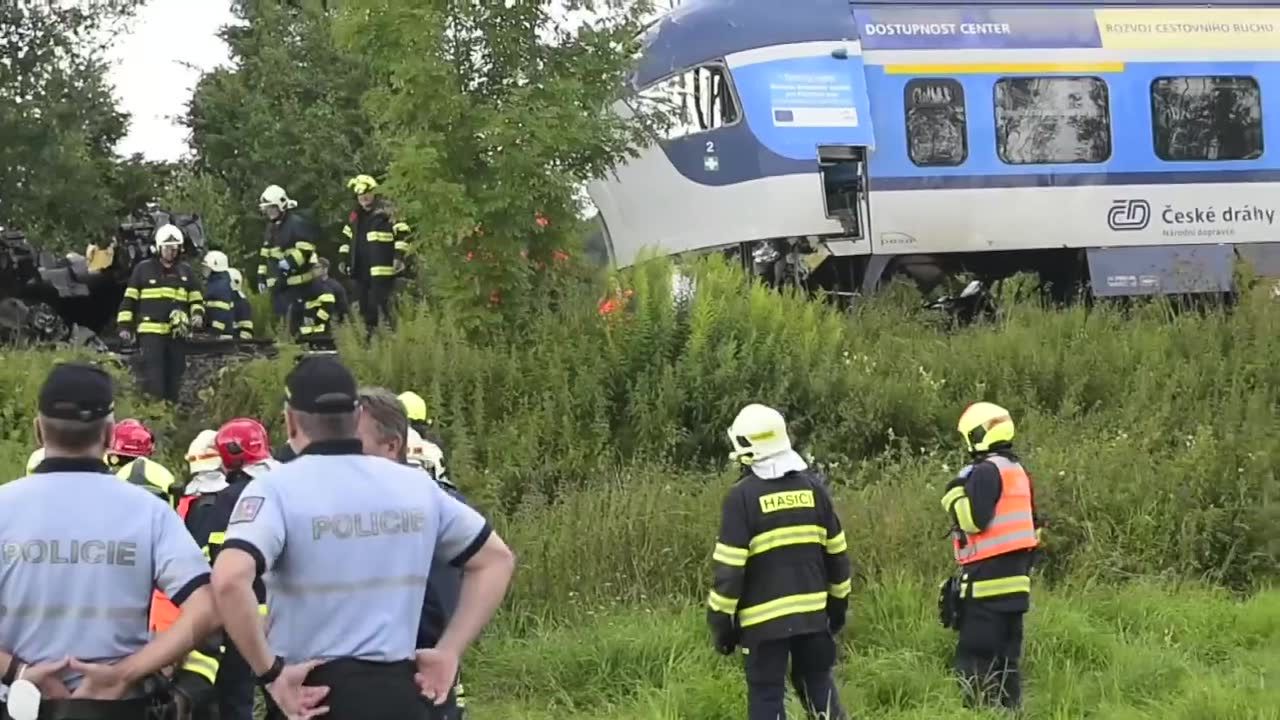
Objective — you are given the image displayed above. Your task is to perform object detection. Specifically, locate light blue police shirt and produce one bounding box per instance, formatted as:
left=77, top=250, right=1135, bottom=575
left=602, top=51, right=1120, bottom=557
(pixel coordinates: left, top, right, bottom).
left=222, top=441, right=490, bottom=664
left=0, top=462, right=211, bottom=691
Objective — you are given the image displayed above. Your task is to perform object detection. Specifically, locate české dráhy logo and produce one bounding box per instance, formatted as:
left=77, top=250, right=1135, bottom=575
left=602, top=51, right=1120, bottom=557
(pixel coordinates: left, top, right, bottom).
left=1108, top=199, right=1151, bottom=231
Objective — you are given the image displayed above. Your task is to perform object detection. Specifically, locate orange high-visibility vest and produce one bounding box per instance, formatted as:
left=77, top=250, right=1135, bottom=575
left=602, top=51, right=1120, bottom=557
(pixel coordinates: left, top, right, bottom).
left=952, top=455, right=1038, bottom=565
left=149, top=495, right=198, bottom=634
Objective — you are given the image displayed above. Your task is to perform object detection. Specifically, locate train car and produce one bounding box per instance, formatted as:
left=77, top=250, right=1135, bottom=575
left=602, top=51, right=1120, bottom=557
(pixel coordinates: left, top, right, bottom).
left=586, top=0, right=1280, bottom=300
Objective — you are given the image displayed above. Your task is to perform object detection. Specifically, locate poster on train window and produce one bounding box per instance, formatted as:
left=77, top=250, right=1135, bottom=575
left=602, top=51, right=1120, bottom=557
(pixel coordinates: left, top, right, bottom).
left=768, top=69, right=859, bottom=128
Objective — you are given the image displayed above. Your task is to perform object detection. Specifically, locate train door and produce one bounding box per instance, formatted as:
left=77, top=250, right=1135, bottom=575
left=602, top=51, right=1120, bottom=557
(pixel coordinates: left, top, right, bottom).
left=818, top=144, right=869, bottom=242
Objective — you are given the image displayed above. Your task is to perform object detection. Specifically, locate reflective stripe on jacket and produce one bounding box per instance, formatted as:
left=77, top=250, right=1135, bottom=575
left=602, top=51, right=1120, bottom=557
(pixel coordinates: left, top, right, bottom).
left=948, top=455, right=1038, bottom=565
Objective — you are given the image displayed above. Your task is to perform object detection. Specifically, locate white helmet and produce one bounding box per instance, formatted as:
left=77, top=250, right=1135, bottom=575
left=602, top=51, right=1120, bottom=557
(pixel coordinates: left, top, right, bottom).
left=228, top=267, right=245, bottom=294
left=202, top=250, right=229, bottom=273
left=26, top=447, right=44, bottom=474
left=259, top=184, right=297, bottom=212
left=154, top=224, right=185, bottom=250
left=185, top=429, right=221, bottom=474
left=727, top=403, right=791, bottom=464
left=405, top=427, right=445, bottom=474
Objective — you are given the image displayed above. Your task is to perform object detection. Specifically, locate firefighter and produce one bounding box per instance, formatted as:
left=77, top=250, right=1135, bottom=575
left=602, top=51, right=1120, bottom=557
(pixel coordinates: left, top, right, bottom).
left=399, top=390, right=451, bottom=485
left=227, top=267, right=256, bottom=340
left=201, top=250, right=243, bottom=340
left=116, top=223, right=206, bottom=403
left=338, top=174, right=412, bottom=335
left=940, top=402, right=1043, bottom=711
left=179, top=418, right=276, bottom=720
left=256, top=184, right=320, bottom=335
left=707, top=403, right=851, bottom=720
left=315, top=256, right=350, bottom=324
left=107, top=418, right=178, bottom=505
left=298, top=259, right=340, bottom=342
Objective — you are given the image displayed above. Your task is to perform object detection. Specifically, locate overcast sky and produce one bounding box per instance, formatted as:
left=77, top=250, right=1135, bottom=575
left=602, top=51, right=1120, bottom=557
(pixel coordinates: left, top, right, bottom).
left=106, top=0, right=236, bottom=161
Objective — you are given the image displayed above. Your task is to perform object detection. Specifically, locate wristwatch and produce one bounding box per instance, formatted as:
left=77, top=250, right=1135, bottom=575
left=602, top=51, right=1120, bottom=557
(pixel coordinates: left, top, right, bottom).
left=255, top=656, right=284, bottom=687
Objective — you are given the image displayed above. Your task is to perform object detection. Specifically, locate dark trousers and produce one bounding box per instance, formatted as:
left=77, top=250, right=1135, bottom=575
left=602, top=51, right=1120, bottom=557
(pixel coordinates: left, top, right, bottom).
left=954, top=602, right=1025, bottom=710
left=273, top=285, right=314, bottom=338
left=355, top=278, right=395, bottom=334
left=743, top=632, right=846, bottom=720
left=139, top=334, right=185, bottom=403
left=296, top=658, right=431, bottom=720
left=214, top=642, right=255, bottom=720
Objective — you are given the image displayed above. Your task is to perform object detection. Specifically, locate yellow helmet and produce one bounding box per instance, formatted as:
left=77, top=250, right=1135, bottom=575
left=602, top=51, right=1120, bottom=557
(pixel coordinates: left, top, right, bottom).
left=26, top=448, right=44, bottom=474
left=957, top=402, right=1015, bottom=453
left=398, top=391, right=428, bottom=423
left=727, top=403, right=791, bottom=465
left=348, top=174, right=379, bottom=195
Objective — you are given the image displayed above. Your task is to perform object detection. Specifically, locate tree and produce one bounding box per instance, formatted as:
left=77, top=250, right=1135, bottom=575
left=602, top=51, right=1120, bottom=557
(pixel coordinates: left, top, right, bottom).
left=332, top=0, right=664, bottom=326
left=183, top=0, right=386, bottom=267
left=0, top=0, right=164, bottom=250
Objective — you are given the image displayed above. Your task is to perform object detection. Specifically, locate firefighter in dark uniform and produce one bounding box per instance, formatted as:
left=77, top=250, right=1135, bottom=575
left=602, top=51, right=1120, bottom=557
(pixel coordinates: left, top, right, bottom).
left=315, top=257, right=350, bottom=323
left=338, top=174, right=412, bottom=335
left=939, top=402, right=1043, bottom=711
left=707, top=403, right=852, bottom=720
left=201, top=250, right=252, bottom=340
left=256, top=184, right=320, bottom=336
left=298, top=256, right=340, bottom=343
left=116, top=223, right=205, bottom=403
left=226, top=269, right=256, bottom=340
left=179, top=418, right=276, bottom=720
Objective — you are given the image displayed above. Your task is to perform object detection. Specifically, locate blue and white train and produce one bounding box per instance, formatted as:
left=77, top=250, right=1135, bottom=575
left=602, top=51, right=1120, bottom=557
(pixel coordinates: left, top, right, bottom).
left=586, top=0, right=1280, bottom=299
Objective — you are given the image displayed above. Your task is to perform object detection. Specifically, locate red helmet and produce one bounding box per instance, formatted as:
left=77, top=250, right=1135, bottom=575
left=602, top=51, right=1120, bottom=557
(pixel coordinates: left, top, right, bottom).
left=215, top=418, right=271, bottom=471
left=110, top=419, right=154, bottom=458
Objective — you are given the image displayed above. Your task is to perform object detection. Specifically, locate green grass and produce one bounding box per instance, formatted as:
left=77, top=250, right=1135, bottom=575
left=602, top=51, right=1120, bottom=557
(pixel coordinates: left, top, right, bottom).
left=461, top=581, right=1280, bottom=720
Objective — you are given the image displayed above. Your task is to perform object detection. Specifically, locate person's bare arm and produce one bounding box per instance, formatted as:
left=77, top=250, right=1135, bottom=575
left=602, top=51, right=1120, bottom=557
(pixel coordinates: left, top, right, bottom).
left=434, top=532, right=515, bottom=658
left=211, top=549, right=275, bottom=674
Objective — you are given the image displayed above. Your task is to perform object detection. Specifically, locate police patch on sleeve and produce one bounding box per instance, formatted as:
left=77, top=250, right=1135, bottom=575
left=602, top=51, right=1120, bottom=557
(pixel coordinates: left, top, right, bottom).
left=229, top=496, right=265, bottom=524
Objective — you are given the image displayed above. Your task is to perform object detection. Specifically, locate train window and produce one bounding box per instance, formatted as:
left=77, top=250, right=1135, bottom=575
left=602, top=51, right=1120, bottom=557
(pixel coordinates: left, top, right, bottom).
left=994, top=77, right=1111, bottom=164
left=1151, top=76, right=1263, bottom=161
left=632, top=64, right=740, bottom=140
left=904, top=78, right=967, bottom=166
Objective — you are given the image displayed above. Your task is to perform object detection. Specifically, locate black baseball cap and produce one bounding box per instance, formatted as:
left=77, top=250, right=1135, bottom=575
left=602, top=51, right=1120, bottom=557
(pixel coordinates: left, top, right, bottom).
left=285, top=356, right=358, bottom=414
left=39, top=363, right=115, bottom=422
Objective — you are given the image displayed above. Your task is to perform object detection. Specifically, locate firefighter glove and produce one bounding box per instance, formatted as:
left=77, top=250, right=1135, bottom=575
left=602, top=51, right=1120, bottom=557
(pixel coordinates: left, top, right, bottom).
left=826, top=596, right=848, bottom=634
left=276, top=259, right=290, bottom=273
left=707, top=610, right=739, bottom=655
left=119, top=329, right=133, bottom=344
left=257, top=280, right=267, bottom=294
left=338, top=262, right=349, bottom=276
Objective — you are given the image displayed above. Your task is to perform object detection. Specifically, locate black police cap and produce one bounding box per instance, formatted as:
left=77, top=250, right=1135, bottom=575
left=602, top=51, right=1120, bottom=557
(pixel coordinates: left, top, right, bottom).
left=39, top=363, right=115, bottom=422
left=285, top=356, right=358, bottom=414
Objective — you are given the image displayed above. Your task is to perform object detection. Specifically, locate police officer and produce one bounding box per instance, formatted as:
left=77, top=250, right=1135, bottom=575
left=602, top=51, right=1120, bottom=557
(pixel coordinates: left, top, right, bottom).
left=707, top=404, right=852, bottom=720
left=0, top=363, right=221, bottom=717
left=357, top=388, right=470, bottom=719
left=116, top=224, right=206, bottom=403
left=210, top=357, right=516, bottom=720
left=940, top=402, right=1043, bottom=711
left=180, top=418, right=277, bottom=720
